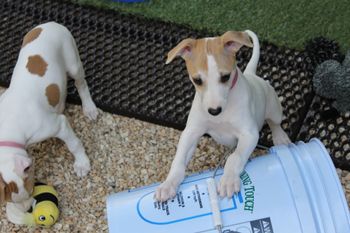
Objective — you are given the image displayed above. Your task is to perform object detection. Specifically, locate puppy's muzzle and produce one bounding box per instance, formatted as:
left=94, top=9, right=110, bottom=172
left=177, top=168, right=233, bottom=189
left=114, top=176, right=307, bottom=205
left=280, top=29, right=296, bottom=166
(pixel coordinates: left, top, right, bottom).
left=208, top=107, right=222, bottom=116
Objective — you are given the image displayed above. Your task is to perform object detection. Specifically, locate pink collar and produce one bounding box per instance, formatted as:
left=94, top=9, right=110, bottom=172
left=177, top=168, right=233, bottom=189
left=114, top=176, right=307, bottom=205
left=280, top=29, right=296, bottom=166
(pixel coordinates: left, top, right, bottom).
left=0, top=141, right=26, bottom=150
left=230, top=69, right=239, bottom=89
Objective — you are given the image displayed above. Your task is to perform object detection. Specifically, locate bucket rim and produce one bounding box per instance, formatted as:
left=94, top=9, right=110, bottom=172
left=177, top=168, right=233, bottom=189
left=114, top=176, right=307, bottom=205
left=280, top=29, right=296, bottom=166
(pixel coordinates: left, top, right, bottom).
left=306, top=138, right=350, bottom=225
left=271, top=138, right=350, bottom=232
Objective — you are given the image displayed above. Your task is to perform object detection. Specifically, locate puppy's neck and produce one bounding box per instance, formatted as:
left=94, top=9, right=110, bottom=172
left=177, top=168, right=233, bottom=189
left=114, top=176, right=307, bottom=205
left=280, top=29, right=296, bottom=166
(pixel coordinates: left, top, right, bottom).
left=0, top=140, right=27, bottom=158
left=230, top=67, right=245, bottom=88
left=229, top=68, right=239, bottom=89
left=0, top=125, right=27, bottom=150
left=226, top=67, right=248, bottom=101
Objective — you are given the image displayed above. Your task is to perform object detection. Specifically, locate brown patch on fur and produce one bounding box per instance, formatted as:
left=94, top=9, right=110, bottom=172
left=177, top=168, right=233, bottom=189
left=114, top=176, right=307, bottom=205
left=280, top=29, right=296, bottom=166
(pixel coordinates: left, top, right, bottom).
left=207, top=37, right=235, bottom=74
left=166, top=38, right=208, bottom=77
left=22, top=27, right=42, bottom=48
left=167, top=37, right=235, bottom=77
left=5, top=182, right=18, bottom=201
left=167, top=31, right=252, bottom=78
left=45, top=84, right=60, bottom=107
left=184, top=39, right=208, bottom=77
left=0, top=175, right=5, bottom=204
left=221, top=31, right=253, bottom=48
left=0, top=175, right=19, bottom=203
left=184, top=37, right=236, bottom=77
left=166, top=38, right=196, bottom=64
left=26, top=55, right=48, bottom=77
left=190, top=32, right=252, bottom=75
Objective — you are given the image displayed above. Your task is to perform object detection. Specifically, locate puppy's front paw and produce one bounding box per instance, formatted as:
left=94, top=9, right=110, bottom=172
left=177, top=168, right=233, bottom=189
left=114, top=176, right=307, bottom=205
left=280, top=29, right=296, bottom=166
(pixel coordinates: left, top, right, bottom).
left=272, top=127, right=291, bottom=145
left=83, top=102, right=99, bottom=121
left=218, top=174, right=241, bottom=198
left=155, top=180, right=179, bottom=202
left=74, top=158, right=91, bottom=177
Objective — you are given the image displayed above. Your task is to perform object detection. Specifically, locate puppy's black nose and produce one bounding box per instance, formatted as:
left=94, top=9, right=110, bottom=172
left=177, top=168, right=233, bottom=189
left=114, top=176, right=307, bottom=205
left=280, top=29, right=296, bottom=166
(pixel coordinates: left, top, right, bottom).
left=208, top=107, right=222, bottom=116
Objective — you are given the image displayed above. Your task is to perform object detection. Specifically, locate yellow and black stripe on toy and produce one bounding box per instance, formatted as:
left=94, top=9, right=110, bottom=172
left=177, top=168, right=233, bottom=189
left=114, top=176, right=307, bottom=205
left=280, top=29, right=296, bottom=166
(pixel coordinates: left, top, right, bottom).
left=25, top=182, right=59, bottom=228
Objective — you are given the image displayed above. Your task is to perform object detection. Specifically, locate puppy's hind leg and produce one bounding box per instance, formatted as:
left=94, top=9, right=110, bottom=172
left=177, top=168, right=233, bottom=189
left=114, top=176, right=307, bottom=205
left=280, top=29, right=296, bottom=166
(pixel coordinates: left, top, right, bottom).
left=63, top=37, right=98, bottom=120
left=56, top=115, right=91, bottom=177
left=265, top=86, right=291, bottom=145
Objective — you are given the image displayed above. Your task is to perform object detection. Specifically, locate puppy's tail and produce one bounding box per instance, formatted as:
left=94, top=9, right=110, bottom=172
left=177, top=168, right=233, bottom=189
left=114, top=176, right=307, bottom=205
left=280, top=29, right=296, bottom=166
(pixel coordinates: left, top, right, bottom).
left=244, top=30, right=260, bottom=75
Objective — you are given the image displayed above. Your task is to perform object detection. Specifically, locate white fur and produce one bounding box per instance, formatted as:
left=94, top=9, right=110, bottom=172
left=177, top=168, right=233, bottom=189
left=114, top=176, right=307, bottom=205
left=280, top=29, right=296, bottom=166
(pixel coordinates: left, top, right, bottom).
left=0, top=22, right=98, bottom=213
left=202, top=55, right=229, bottom=112
left=6, top=198, right=34, bottom=225
left=155, top=30, right=291, bottom=201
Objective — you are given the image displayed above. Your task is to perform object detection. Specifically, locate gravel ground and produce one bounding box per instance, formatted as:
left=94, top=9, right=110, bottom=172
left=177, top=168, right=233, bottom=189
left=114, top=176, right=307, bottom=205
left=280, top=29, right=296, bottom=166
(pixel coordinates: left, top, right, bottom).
left=0, top=100, right=349, bottom=232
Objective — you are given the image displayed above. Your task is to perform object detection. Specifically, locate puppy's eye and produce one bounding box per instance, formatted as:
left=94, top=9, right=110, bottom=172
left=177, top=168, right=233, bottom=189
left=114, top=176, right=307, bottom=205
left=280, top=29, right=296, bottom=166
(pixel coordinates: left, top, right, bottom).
left=192, top=77, right=203, bottom=86
left=220, top=74, right=231, bottom=83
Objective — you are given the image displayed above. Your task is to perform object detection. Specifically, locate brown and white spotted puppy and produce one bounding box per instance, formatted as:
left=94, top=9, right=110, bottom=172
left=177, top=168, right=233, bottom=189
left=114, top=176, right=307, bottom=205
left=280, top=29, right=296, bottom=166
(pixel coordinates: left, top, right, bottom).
left=0, top=22, right=98, bottom=208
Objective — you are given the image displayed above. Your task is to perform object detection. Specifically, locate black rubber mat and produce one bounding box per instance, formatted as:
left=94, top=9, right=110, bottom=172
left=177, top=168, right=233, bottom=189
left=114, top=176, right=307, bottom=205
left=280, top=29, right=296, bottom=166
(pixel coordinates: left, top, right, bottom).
left=298, top=97, right=350, bottom=170
left=299, top=38, right=350, bottom=170
left=305, top=37, right=344, bottom=66
left=0, top=0, right=315, bottom=148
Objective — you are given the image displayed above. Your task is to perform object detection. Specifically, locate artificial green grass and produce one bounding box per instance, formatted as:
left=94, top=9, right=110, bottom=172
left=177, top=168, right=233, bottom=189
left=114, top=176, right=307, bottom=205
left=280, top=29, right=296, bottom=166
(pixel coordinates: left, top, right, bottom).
left=72, top=0, right=350, bottom=50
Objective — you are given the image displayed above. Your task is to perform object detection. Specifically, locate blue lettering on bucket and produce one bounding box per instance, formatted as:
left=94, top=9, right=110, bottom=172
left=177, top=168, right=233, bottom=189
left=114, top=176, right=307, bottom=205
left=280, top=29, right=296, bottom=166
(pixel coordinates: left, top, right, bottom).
left=241, top=170, right=256, bottom=213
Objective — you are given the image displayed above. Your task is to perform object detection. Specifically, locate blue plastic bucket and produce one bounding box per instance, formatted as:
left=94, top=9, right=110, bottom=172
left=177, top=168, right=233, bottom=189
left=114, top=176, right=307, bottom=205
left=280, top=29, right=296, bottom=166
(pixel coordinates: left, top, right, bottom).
left=107, top=139, right=350, bottom=232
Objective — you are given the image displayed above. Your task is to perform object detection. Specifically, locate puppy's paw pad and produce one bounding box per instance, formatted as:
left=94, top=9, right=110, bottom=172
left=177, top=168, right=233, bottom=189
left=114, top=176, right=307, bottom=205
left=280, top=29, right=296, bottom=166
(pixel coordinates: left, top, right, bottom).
left=218, top=175, right=241, bottom=198
left=83, top=102, right=99, bottom=121
left=154, top=182, right=177, bottom=202
left=74, top=159, right=91, bottom=177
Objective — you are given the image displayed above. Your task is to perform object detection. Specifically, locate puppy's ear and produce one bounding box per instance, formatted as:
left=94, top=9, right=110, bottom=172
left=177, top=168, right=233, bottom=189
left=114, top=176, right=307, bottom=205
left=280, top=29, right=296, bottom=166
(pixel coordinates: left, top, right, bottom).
left=221, top=31, right=253, bottom=53
left=14, top=156, right=32, bottom=177
left=166, top=38, right=196, bottom=64
left=0, top=174, right=5, bottom=205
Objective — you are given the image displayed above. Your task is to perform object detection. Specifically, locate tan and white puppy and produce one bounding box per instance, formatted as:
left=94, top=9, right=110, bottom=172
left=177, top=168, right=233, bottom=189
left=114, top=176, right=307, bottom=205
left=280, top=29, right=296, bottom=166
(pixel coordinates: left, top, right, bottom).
left=155, top=30, right=291, bottom=201
left=0, top=22, right=98, bottom=208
